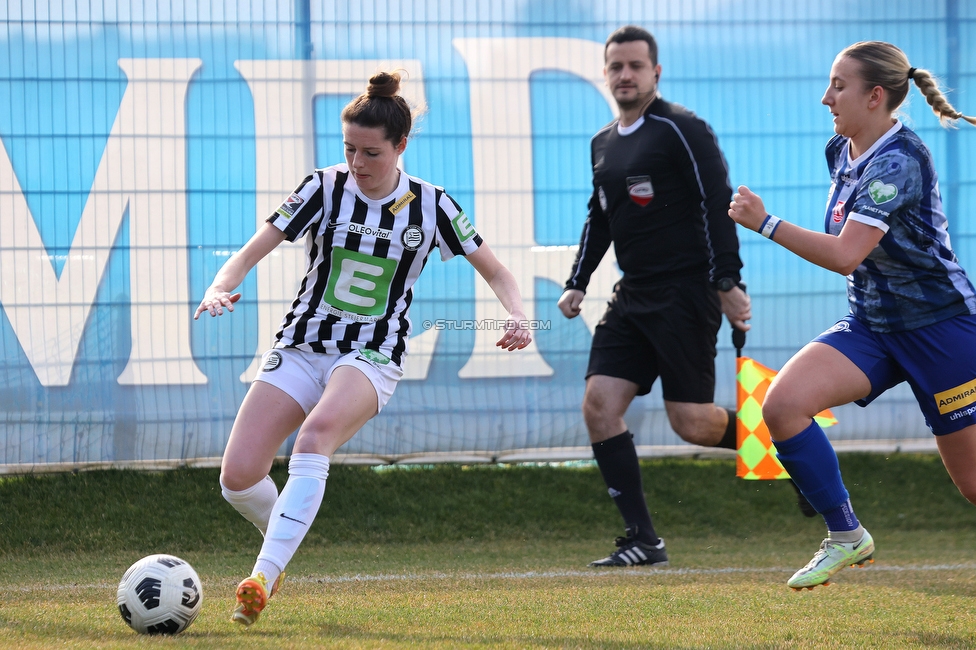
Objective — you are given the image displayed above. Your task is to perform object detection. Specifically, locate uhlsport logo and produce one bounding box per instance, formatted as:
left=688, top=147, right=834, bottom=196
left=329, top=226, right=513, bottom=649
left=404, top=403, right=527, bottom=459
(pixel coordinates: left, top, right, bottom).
left=823, top=320, right=852, bottom=335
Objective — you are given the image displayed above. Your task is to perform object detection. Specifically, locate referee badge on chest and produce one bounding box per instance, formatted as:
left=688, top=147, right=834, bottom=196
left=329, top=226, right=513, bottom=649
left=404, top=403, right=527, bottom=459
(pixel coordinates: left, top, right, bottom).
left=627, top=175, right=654, bottom=207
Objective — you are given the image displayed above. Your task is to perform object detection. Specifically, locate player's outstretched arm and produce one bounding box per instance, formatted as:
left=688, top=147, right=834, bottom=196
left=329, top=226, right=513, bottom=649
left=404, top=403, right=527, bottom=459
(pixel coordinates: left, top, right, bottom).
left=465, top=243, right=532, bottom=351
left=194, top=223, right=287, bottom=319
left=729, top=185, right=884, bottom=276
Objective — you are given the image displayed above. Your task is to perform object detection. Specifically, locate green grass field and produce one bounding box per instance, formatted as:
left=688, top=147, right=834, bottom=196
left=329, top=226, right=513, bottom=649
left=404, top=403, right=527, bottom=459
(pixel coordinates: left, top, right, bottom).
left=3, top=454, right=976, bottom=648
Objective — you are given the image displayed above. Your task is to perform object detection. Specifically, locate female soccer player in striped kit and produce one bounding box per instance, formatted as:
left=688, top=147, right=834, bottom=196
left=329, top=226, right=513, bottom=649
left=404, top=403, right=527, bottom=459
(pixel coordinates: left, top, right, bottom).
left=195, top=71, right=532, bottom=625
left=730, top=41, right=976, bottom=590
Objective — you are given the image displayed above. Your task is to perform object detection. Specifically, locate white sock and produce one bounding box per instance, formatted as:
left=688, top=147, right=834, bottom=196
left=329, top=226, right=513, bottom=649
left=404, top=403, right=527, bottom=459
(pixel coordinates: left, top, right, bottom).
left=252, top=558, right=282, bottom=586
left=220, top=475, right=279, bottom=536
left=827, top=524, right=865, bottom=544
left=255, top=453, right=330, bottom=584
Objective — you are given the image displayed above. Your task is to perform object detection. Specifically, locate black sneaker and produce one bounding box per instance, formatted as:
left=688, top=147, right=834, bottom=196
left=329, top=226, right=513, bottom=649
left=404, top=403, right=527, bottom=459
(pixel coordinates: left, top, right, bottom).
left=589, top=530, right=668, bottom=567
left=789, top=479, right=818, bottom=518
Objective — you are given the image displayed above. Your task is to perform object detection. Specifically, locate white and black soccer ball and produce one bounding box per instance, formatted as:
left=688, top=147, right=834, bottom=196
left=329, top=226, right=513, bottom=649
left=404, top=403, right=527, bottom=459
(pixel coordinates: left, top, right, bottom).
left=116, top=554, right=203, bottom=635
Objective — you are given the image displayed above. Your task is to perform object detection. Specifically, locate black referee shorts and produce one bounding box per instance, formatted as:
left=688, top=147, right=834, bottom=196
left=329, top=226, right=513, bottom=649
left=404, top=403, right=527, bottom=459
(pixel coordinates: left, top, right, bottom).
left=586, top=276, right=722, bottom=402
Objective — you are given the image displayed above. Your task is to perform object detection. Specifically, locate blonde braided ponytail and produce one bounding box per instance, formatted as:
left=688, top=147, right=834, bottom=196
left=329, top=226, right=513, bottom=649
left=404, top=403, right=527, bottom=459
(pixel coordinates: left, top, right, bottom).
left=910, top=67, right=976, bottom=127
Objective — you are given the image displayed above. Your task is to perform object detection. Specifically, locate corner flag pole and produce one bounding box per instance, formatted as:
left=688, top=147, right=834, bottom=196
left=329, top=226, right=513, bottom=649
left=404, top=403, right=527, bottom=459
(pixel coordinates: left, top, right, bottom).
left=733, top=284, right=837, bottom=479
left=732, top=282, right=747, bottom=359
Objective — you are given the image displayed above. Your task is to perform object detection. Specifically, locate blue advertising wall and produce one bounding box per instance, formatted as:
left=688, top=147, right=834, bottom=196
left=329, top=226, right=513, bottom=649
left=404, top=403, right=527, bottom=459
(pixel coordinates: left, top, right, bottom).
left=1, top=1, right=974, bottom=470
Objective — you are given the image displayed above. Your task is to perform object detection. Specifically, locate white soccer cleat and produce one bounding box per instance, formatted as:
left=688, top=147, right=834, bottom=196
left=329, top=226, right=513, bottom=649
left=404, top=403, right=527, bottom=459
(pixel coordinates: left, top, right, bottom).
left=788, top=529, right=874, bottom=590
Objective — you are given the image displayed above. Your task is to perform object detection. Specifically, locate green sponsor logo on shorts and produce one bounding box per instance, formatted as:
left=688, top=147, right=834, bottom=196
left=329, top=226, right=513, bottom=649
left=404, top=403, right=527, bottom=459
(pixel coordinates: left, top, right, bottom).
left=868, top=180, right=897, bottom=204
left=358, top=348, right=390, bottom=365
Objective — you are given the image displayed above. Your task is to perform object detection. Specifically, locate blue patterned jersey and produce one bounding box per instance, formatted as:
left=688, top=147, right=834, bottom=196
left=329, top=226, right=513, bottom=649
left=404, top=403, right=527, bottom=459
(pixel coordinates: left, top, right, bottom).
left=823, top=121, right=976, bottom=332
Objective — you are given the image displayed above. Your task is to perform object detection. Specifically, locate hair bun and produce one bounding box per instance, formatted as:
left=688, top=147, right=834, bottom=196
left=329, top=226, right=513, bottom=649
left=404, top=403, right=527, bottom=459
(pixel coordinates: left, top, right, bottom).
left=366, top=71, right=401, bottom=98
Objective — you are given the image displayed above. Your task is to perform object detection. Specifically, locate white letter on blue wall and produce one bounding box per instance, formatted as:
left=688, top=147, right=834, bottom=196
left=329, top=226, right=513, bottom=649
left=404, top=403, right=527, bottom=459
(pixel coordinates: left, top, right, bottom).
left=452, top=38, right=621, bottom=378
left=0, top=59, right=206, bottom=387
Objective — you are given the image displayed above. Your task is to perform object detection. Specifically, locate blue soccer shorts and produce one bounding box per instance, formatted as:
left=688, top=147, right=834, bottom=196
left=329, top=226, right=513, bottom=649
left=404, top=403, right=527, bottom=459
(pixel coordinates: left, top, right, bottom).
left=813, top=313, right=976, bottom=435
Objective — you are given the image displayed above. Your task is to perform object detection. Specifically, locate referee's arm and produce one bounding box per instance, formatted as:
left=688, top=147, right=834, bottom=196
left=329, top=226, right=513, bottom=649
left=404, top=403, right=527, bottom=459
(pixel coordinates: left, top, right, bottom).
left=679, top=118, right=742, bottom=286
left=565, top=191, right=612, bottom=293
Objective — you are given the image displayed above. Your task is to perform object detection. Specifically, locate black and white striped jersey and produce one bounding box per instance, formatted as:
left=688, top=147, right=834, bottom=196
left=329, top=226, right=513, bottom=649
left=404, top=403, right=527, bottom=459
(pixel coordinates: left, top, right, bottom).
left=266, top=164, right=483, bottom=366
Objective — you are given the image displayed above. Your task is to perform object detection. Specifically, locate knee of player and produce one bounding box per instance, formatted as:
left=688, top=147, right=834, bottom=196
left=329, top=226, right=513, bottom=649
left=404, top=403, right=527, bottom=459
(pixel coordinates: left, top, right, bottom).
left=760, top=388, right=795, bottom=435
left=954, top=480, right=976, bottom=507
left=669, top=417, right=712, bottom=445
left=220, top=467, right=254, bottom=494
left=292, top=416, right=359, bottom=457
left=581, top=404, right=629, bottom=442
left=581, top=396, right=608, bottom=426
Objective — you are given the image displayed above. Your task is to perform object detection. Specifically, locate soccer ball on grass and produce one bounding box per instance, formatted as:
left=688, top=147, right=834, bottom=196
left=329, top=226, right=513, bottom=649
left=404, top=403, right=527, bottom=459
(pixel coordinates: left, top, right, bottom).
left=116, top=554, right=203, bottom=635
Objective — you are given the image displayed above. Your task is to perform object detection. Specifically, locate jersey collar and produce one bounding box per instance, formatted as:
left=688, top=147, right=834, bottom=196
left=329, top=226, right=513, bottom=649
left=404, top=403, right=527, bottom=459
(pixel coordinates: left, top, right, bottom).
left=617, top=116, right=644, bottom=136
left=846, top=120, right=903, bottom=168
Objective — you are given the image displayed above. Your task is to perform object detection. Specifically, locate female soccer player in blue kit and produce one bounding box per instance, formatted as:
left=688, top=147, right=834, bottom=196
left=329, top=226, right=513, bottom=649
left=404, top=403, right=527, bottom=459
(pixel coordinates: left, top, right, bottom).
left=729, top=41, right=976, bottom=589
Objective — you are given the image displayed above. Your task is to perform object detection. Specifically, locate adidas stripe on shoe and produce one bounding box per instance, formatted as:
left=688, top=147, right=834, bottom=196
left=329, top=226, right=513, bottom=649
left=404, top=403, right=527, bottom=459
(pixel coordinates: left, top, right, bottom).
left=589, top=534, right=668, bottom=567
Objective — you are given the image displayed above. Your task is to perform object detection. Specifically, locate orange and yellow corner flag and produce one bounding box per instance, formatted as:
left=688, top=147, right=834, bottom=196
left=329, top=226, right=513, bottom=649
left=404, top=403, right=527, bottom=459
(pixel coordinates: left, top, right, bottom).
left=736, top=356, right=838, bottom=480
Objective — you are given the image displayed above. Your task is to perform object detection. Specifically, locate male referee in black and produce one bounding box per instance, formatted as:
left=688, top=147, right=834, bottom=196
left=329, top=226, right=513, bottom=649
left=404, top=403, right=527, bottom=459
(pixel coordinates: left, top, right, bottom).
left=559, top=26, right=810, bottom=567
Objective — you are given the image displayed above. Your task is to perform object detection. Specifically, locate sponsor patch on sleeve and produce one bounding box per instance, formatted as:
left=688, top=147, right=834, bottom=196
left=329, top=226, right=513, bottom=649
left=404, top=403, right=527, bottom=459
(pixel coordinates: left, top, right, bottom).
left=451, top=211, right=476, bottom=242
left=275, top=193, right=305, bottom=220
left=868, top=179, right=897, bottom=205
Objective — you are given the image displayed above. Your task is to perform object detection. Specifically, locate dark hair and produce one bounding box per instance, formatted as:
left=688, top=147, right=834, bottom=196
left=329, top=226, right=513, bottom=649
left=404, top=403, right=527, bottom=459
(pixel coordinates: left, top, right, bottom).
left=605, top=25, right=658, bottom=65
left=840, top=41, right=976, bottom=127
left=340, top=71, right=413, bottom=144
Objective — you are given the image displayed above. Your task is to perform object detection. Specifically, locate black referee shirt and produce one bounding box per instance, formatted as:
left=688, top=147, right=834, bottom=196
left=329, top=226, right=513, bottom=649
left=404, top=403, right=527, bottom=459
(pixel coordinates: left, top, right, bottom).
left=566, top=96, right=742, bottom=292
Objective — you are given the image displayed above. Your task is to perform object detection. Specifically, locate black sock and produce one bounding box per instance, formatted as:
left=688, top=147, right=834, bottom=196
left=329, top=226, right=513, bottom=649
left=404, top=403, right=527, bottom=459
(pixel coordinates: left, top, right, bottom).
left=714, top=408, right=738, bottom=450
left=591, top=431, right=658, bottom=544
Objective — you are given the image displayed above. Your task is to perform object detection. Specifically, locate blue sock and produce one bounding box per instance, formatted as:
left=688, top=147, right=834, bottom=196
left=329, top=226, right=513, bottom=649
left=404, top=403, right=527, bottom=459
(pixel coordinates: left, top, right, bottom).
left=820, top=499, right=860, bottom=533
left=773, top=420, right=856, bottom=531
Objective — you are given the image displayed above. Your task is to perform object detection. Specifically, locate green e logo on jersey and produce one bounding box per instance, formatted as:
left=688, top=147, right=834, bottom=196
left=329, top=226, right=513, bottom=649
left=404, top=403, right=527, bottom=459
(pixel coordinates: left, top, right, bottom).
left=451, top=211, right=476, bottom=242
left=324, top=248, right=397, bottom=316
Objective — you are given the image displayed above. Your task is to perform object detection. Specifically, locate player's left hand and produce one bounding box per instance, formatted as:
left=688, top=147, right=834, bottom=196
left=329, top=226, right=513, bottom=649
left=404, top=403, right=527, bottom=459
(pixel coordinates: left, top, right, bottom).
left=718, top=286, right=751, bottom=332
left=496, top=311, right=533, bottom=351
left=194, top=288, right=242, bottom=319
